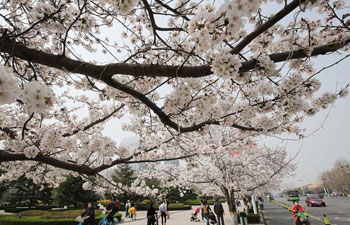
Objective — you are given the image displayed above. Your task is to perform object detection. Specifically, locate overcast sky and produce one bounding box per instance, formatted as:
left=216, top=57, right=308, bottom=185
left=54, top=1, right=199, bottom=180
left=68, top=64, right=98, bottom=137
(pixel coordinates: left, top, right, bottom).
left=261, top=53, right=350, bottom=190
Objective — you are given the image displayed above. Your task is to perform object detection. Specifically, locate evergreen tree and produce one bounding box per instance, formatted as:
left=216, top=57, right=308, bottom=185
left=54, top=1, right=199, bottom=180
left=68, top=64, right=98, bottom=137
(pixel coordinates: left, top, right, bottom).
left=53, top=175, right=100, bottom=209
left=112, top=164, right=136, bottom=186
left=0, top=170, right=8, bottom=202
left=5, top=175, right=53, bottom=207
left=111, top=164, right=137, bottom=203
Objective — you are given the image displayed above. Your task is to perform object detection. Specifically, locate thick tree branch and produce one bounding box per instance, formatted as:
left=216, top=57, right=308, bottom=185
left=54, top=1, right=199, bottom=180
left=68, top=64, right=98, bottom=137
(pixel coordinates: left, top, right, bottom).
left=0, top=151, right=196, bottom=175
left=1, top=37, right=348, bottom=79
left=116, top=153, right=197, bottom=165
left=0, top=151, right=97, bottom=175
left=230, top=0, right=307, bottom=54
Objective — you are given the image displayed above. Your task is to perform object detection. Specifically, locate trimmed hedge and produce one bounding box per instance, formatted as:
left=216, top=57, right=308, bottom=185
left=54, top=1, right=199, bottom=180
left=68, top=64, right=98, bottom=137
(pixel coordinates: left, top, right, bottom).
left=0, top=212, right=122, bottom=225
left=111, top=203, right=191, bottom=211
left=237, top=213, right=260, bottom=224
left=4, top=208, right=31, bottom=213
left=167, top=204, right=191, bottom=210
left=4, top=206, right=59, bottom=213
left=129, top=203, right=191, bottom=211
left=183, top=199, right=226, bottom=205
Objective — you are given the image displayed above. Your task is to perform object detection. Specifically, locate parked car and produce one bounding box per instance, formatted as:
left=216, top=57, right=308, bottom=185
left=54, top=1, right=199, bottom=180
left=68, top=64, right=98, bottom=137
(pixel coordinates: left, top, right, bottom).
left=305, top=196, right=326, bottom=207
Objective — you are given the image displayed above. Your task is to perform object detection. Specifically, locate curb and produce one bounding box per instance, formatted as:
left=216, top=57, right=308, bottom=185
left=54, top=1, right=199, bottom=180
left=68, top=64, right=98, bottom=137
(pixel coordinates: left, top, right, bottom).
left=259, top=209, right=267, bottom=225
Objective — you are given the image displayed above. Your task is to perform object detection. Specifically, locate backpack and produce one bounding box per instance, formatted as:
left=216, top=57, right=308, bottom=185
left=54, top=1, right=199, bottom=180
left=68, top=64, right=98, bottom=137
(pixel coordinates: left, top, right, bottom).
left=203, top=205, right=209, bottom=215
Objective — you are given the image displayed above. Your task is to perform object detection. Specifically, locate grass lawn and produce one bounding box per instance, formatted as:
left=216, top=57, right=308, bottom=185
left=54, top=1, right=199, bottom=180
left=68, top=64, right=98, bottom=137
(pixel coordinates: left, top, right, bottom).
left=0, top=209, right=122, bottom=225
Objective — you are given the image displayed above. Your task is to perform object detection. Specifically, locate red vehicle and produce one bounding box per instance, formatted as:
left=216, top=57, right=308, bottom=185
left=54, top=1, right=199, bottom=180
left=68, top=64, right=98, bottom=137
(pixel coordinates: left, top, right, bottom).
left=306, top=196, right=326, bottom=207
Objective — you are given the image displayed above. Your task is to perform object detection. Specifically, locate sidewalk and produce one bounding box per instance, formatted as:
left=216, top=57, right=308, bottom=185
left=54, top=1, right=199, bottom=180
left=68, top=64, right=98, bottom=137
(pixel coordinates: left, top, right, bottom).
left=119, top=203, right=260, bottom=225
left=0, top=210, right=14, bottom=215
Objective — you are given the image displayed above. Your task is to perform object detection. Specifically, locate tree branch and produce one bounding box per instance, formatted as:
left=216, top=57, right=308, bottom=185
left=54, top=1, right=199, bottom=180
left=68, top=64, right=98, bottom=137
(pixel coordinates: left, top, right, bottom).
left=0, top=151, right=97, bottom=175
left=230, top=0, right=307, bottom=54
left=62, top=104, right=125, bottom=137
left=0, top=151, right=196, bottom=175
left=1, top=37, right=348, bottom=79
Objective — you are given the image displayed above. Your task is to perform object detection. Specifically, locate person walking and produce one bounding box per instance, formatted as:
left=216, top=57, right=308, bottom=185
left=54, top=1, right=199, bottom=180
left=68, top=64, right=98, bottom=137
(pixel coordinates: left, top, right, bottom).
left=258, top=197, right=264, bottom=210
left=164, top=197, right=170, bottom=219
left=125, top=200, right=131, bottom=218
left=147, top=202, right=156, bottom=225
left=200, top=200, right=204, bottom=221
left=202, top=200, right=211, bottom=225
left=159, top=201, right=167, bottom=225
left=214, top=198, right=225, bottom=225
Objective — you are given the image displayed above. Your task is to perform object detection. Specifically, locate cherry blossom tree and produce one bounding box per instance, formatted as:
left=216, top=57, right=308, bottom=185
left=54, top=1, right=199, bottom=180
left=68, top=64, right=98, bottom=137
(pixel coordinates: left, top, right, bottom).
left=136, top=127, right=295, bottom=224
left=0, top=0, right=349, bottom=195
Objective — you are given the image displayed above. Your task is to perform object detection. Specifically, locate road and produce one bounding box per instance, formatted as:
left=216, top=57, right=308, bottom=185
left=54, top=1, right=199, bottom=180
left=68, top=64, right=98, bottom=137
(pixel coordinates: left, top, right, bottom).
left=263, top=197, right=350, bottom=225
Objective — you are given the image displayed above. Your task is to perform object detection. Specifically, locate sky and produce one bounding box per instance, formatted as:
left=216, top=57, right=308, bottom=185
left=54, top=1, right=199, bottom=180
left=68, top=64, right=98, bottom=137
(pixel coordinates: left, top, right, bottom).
left=65, top=0, right=350, bottom=189
left=261, top=53, right=350, bottom=190
left=258, top=1, right=350, bottom=189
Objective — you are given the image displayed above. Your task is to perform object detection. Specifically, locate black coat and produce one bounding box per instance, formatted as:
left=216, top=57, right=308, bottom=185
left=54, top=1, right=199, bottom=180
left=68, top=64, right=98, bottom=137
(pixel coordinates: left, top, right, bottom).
left=147, top=206, right=156, bottom=218
left=81, top=207, right=95, bottom=220
left=214, top=202, right=224, bottom=215
left=107, top=202, right=117, bottom=213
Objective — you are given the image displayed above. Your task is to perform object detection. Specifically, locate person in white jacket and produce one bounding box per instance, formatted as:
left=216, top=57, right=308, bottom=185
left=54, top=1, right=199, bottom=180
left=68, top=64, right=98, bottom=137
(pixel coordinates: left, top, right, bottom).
left=159, top=201, right=167, bottom=225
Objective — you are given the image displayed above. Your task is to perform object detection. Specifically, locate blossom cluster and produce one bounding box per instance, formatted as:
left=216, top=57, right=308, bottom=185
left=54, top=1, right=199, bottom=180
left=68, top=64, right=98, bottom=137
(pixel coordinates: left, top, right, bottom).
left=0, top=66, right=55, bottom=114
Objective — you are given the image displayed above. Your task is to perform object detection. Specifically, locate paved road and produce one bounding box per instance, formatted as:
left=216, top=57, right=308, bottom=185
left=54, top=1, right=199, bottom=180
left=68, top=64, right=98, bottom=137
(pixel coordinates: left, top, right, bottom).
left=264, top=197, right=350, bottom=225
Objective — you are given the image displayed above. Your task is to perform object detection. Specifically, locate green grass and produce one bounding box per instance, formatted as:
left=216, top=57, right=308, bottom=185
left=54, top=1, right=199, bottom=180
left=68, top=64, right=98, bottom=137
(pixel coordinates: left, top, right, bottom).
left=0, top=210, right=122, bottom=225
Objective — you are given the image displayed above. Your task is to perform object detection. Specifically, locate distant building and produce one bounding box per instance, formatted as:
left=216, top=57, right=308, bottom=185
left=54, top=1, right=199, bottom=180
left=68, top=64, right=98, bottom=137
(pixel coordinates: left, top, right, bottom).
left=300, top=183, right=323, bottom=194
left=118, top=136, right=143, bottom=171
left=164, top=160, right=180, bottom=167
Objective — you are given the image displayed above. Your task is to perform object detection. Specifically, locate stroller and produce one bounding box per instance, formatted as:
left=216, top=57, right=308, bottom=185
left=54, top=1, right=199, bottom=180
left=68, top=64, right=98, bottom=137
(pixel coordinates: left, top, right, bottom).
left=190, top=208, right=201, bottom=222
left=209, top=212, right=217, bottom=224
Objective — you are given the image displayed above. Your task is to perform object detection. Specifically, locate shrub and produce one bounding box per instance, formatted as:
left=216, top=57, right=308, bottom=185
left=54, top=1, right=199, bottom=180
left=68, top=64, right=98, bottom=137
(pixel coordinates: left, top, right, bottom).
left=4, top=208, right=27, bottom=213
left=19, top=210, right=48, bottom=216
left=237, top=213, right=260, bottom=224
left=35, top=206, right=57, bottom=210
left=168, top=204, right=191, bottom=210
left=98, top=200, right=109, bottom=207
left=183, top=199, right=226, bottom=206
left=183, top=200, right=201, bottom=205
left=4, top=206, right=57, bottom=213
left=40, top=210, right=103, bottom=219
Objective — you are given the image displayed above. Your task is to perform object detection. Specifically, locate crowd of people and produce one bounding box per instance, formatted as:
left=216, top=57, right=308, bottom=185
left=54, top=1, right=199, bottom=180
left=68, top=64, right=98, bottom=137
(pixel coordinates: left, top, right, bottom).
left=79, top=198, right=226, bottom=225
left=78, top=196, right=312, bottom=225
left=78, top=196, right=267, bottom=225
left=146, top=197, right=170, bottom=225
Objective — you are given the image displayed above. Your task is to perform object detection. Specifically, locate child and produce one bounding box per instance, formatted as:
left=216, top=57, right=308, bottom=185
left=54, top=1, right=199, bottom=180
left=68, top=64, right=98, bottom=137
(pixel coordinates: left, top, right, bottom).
left=128, top=203, right=137, bottom=221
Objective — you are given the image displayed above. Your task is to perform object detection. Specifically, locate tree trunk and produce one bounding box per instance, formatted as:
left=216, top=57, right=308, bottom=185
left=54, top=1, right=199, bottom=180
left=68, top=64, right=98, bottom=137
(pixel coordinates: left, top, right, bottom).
left=29, top=187, right=36, bottom=208
left=221, top=187, right=238, bottom=225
